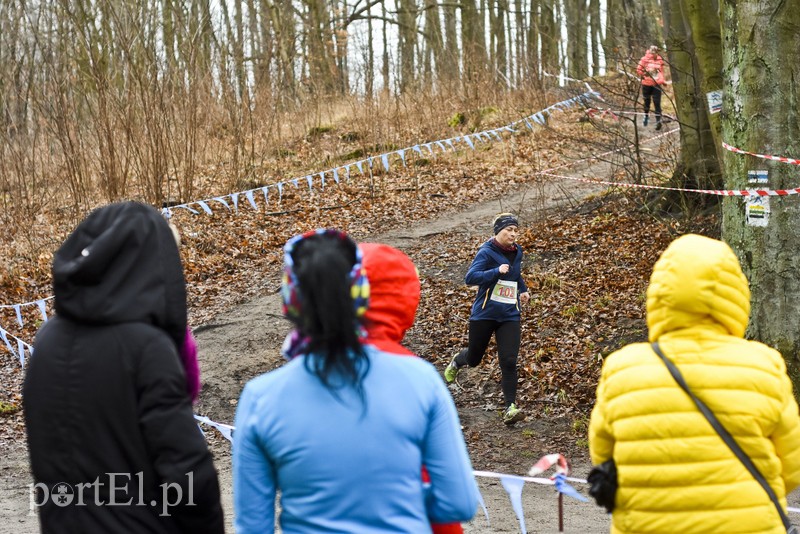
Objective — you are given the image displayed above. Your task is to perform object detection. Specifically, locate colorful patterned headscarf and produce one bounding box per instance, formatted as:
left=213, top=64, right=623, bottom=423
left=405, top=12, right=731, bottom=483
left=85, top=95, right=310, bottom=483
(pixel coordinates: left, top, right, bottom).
left=281, top=228, right=370, bottom=328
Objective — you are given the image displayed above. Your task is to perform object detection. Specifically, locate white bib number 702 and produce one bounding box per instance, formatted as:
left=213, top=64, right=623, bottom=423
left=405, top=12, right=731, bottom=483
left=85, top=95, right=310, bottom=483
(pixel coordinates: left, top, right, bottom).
left=490, top=279, right=517, bottom=304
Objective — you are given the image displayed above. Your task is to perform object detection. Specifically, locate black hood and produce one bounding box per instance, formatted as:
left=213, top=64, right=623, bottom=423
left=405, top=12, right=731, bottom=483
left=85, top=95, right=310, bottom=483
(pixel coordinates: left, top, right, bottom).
left=52, top=201, right=187, bottom=348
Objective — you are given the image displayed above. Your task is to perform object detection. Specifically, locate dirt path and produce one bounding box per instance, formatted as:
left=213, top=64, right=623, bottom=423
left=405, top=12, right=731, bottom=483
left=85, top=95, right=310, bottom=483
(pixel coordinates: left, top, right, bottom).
left=189, top=175, right=612, bottom=534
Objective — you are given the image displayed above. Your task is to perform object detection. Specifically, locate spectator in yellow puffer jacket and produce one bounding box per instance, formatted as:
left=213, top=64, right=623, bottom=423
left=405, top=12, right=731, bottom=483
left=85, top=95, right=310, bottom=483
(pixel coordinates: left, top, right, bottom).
left=589, top=234, right=800, bottom=533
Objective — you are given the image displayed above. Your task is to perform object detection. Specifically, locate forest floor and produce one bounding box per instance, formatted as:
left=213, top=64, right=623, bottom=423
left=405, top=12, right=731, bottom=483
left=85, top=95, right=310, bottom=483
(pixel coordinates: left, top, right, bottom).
left=5, top=87, right=797, bottom=532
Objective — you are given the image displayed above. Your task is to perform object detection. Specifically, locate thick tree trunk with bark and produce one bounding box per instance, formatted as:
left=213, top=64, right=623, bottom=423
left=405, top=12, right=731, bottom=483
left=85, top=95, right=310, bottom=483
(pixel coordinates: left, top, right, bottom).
left=655, top=0, right=721, bottom=214
left=720, top=0, right=800, bottom=382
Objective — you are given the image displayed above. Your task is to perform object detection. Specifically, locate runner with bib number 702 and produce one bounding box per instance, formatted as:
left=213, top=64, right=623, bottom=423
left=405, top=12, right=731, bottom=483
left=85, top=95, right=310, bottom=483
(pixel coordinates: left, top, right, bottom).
left=444, top=213, right=531, bottom=425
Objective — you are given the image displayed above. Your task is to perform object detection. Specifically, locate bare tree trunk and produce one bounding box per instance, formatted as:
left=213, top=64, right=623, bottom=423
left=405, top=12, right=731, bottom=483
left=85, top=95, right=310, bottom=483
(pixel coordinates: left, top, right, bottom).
left=679, top=0, right=724, bottom=164
left=539, top=0, right=559, bottom=76
left=442, top=0, right=459, bottom=83
left=657, top=0, right=721, bottom=212
left=423, top=0, right=444, bottom=91
left=720, top=0, right=800, bottom=380
left=526, top=0, right=541, bottom=84
left=589, top=0, right=601, bottom=76
left=397, top=0, right=418, bottom=92
left=565, top=0, right=588, bottom=79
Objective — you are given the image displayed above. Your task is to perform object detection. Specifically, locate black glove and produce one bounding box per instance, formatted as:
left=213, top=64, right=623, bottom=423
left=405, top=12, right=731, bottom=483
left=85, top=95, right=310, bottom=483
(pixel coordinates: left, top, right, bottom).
left=587, top=460, right=617, bottom=513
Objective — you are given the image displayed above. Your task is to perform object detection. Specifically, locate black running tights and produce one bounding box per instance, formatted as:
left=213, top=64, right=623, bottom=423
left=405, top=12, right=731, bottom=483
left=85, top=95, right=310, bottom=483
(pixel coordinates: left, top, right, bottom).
left=455, top=320, right=521, bottom=408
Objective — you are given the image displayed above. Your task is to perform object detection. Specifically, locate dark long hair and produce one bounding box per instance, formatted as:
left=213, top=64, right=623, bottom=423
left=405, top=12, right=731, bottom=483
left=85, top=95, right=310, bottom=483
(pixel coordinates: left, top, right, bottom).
left=289, top=233, right=368, bottom=392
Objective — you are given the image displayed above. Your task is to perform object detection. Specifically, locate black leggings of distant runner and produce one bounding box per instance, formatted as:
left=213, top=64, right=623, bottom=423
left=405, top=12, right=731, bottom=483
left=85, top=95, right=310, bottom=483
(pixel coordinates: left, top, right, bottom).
left=454, top=320, right=521, bottom=408
left=641, top=84, right=662, bottom=119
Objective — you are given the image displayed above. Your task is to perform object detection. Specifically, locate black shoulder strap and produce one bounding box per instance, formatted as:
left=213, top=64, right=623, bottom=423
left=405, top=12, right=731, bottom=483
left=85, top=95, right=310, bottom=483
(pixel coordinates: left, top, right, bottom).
left=651, top=342, right=794, bottom=531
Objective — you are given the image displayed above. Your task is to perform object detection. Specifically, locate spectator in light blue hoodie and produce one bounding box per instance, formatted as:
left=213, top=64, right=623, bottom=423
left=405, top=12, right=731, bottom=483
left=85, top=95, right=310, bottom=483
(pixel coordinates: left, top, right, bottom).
left=444, top=213, right=530, bottom=425
left=233, top=229, right=478, bottom=534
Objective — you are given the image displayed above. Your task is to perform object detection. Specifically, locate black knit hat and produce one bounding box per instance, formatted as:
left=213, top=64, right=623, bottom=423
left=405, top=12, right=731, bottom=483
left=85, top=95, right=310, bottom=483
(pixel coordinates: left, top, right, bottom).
left=493, top=214, right=519, bottom=235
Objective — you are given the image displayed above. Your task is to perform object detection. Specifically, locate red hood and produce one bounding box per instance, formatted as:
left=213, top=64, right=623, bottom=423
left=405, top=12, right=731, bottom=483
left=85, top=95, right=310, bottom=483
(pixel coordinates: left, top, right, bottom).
left=360, top=243, right=420, bottom=355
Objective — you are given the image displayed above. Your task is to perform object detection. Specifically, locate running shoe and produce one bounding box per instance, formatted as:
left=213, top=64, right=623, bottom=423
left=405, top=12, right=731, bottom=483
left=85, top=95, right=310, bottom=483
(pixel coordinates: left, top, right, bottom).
left=503, top=403, right=525, bottom=425
left=444, top=353, right=461, bottom=383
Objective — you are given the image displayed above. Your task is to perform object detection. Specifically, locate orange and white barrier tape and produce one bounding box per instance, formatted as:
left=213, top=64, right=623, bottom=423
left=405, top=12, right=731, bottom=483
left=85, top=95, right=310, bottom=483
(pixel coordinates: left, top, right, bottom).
left=722, top=142, right=800, bottom=166
left=540, top=170, right=800, bottom=197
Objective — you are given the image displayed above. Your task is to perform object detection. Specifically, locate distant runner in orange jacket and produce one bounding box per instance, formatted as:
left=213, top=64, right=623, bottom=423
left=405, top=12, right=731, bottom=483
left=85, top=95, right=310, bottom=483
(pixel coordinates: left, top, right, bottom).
left=636, top=45, right=666, bottom=130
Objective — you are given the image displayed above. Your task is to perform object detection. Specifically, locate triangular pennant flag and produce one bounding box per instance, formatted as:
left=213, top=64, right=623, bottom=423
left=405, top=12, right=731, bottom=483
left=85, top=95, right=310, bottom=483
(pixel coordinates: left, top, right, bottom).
left=524, top=118, right=534, bottom=129
left=356, top=161, right=364, bottom=173
left=500, top=476, right=527, bottom=534
left=246, top=190, right=259, bottom=211
left=367, top=157, right=374, bottom=168
left=445, top=139, right=456, bottom=151
left=412, top=145, right=423, bottom=155
left=161, top=208, right=172, bottom=218
left=194, top=415, right=234, bottom=443
left=230, top=192, right=240, bottom=212
left=176, top=205, right=199, bottom=215
left=476, top=488, right=491, bottom=527
left=277, top=182, right=283, bottom=203
left=318, top=171, right=325, bottom=190
left=196, top=201, right=213, bottom=215
left=17, top=340, right=25, bottom=368
left=36, top=300, right=48, bottom=322
left=212, top=197, right=231, bottom=211
left=435, top=141, right=447, bottom=152
left=396, top=150, right=406, bottom=166
left=306, top=175, right=313, bottom=192
left=14, top=304, right=22, bottom=327
left=423, top=143, right=434, bottom=155
left=333, top=168, right=340, bottom=184
left=553, top=473, right=588, bottom=502
left=381, top=153, right=390, bottom=171
left=345, top=166, right=351, bottom=181
left=0, top=328, right=13, bottom=354
left=291, top=178, right=300, bottom=188
left=463, top=136, right=475, bottom=150
left=261, top=186, right=270, bottom=205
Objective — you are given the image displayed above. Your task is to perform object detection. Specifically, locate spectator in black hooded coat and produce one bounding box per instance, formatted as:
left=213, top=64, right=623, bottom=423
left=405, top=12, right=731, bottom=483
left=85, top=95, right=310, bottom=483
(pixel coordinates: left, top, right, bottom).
left=23, top=201, right=224, bottom=534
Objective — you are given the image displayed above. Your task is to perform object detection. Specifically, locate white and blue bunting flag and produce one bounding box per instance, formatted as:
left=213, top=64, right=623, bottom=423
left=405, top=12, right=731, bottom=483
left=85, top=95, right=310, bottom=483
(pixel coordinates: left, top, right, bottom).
left=0, top=324, right=33, bottom=367
left=500, top=475, right=527, bottom=534
left=245, top=190, right=258, bottom=210
left=157, top=88, right=601, bottom=218
left=1, top=297, right=52, bottom=328
left=194, top=414, right=234, bottom=442
left=553, top=473, right=588, bottom=502
left=212, top=197, right=231, bottom=211
left=197, top=201, right=213, bottom=215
